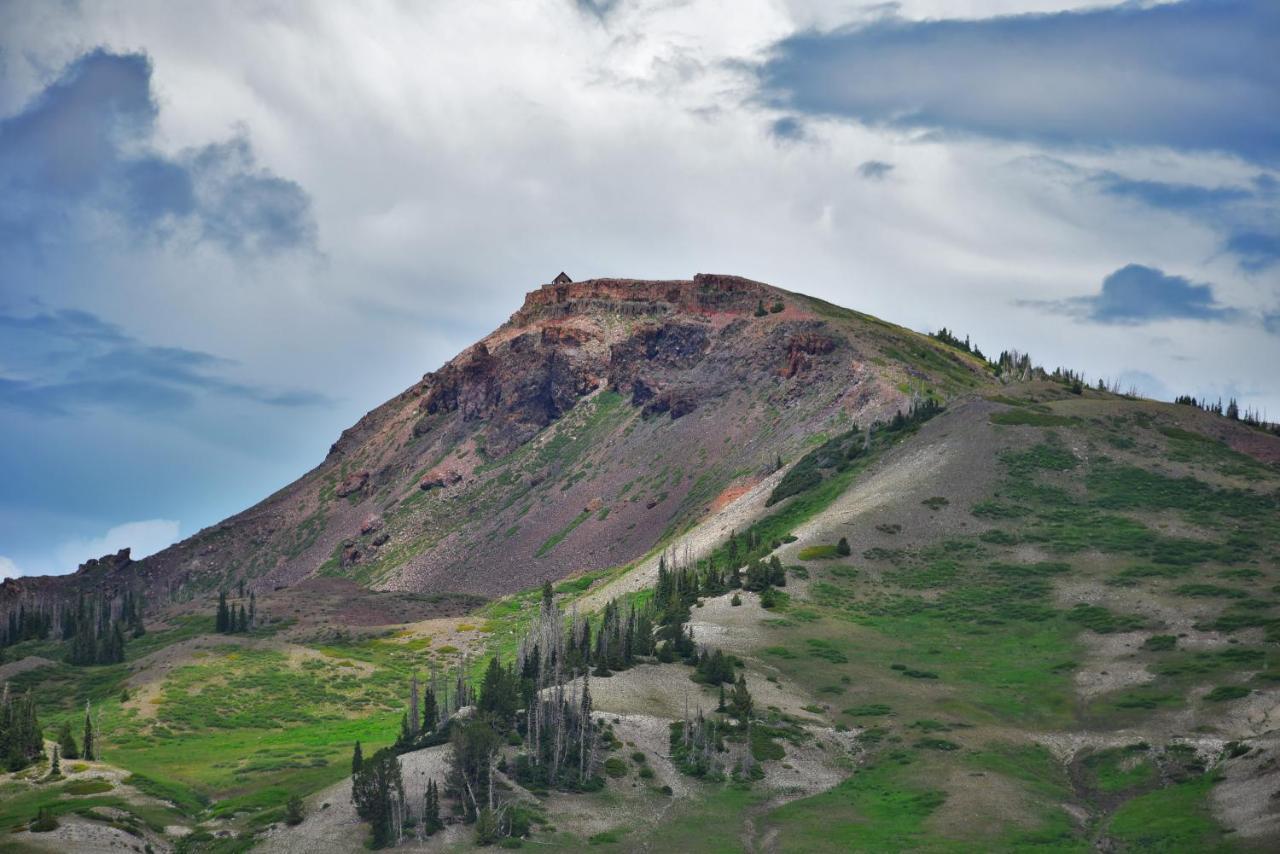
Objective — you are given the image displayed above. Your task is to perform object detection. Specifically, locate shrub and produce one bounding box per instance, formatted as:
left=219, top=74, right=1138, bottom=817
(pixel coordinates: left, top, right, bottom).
left=603, top=757, right=627, bottom=778
left=1205, top=686, right=1250, bottom=702
left=284, top=795, right=305, bottom=826
left=1142, top=635, right=1178, bottom=651
left=30, top=808, right=58, bottom=833
left=836, top=537, right=851, bottom=556
left=63, top=778, right=113, bottom=795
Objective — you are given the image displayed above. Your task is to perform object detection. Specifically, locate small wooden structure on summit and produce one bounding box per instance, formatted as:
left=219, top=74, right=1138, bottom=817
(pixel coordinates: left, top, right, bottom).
left=552, top=272, right=572, bottom=284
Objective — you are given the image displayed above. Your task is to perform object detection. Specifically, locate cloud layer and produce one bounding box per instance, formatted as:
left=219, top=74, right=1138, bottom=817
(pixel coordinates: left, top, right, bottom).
left=0, top=308, right=330, bottom=416
left=762, top=1, right=1280, bottom=163
left=0, top=1, right=1276, bottom=579
left=0, top=49, right=314, bottom=258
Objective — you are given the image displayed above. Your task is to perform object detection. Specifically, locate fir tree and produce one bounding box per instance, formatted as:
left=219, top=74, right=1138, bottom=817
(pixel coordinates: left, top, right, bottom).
left=216, top=591, right=229, bottom=634
left=57, top=720, right=79, bottom=760
left=836, top=537, right=851, bottom=557
left=728, top=674, right=753, bottom=724
left=352, top=740, right=364, bottom=775
left=351, top=747, right=405, bottom=848
left=81, top=701, right=95, bottom=761
left=422, top=685, right=438, bottom=733
left=423, top=778, right=442, bottom=835
left=50, top=744, right=61, bottom=776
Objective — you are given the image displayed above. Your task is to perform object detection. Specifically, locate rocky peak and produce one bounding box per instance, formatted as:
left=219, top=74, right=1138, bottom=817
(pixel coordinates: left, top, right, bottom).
left=509, top=273, right=775, bottom=326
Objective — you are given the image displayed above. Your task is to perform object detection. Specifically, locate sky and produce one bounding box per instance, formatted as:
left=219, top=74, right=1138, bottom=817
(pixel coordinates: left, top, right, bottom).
left=1, top=0, right=1276, bottom=580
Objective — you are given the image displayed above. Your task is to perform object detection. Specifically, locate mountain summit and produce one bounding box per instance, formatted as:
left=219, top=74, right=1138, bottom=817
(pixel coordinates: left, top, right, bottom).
left=4, top=274, right=987, bottom=608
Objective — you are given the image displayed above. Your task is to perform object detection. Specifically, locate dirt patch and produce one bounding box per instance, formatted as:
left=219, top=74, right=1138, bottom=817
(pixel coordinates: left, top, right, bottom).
left=1212, top=736, right=1280, bottom=842
left=1073, top=631, right=1156, bottom=700
left=926, top=768, right=1039, bottom=838
left=710, top=479, right=758, bottom=513
left=0, top=654, right=55, bottom=682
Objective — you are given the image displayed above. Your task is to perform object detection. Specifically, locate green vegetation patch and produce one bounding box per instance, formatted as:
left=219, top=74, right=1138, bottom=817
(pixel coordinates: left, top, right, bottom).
left=990, top=410, right=1079, bottom=428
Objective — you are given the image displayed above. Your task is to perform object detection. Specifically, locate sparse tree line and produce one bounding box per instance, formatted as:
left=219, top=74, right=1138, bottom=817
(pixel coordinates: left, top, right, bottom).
left=930, top=327, right=986, bottom=361
left=215, top=588, right=256, bottom=634
left=344, top=561, right=775, bottom=848
left=1176, top=394, right=1280, bottom=436
left=0, top=685, right=96, bottom=773
left=1, top=589, right=145, bottom=668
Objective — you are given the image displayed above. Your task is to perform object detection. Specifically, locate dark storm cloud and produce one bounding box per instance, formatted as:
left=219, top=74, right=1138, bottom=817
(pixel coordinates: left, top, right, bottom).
left=0, top=48, right=314, bottom=255
left=0, top=309, right=331, bottom=416
left=1027, top=264, right=1243, bottom=326
left=760, top=1, right=1280, bottom=163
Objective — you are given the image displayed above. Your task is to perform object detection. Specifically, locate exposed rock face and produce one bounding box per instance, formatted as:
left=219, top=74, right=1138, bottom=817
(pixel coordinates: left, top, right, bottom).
left=8, top=272, right=997, bottom=612
left=336, top=470, right=369, bottom=497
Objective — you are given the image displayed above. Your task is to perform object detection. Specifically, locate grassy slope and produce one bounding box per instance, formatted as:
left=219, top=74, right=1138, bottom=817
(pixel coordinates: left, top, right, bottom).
left=6, top=375, right=1278, bottom=850
left=712, top=386, right=1279, bottom=852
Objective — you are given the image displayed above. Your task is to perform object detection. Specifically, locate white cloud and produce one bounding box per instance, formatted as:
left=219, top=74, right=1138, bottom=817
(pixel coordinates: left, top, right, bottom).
left=0, top=556, right=22, bottom=581
left=51, top=519, right=181, bottom=573
left=0, top=1, right=1275, bottom=571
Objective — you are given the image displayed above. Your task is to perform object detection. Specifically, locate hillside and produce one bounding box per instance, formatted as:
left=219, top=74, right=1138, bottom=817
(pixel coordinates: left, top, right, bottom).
left=3, top=274, right=988, bottom=611
left=3, top=279, right=1280, bottom=852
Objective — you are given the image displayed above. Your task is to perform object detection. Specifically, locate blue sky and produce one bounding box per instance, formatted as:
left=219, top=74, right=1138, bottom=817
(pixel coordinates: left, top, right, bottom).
left=1, top=0, right=1277, bottom=579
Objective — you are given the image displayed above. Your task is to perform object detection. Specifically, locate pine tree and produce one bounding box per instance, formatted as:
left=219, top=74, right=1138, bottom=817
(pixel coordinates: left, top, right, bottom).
left=57, top=720, right=79, bottom=760
left=248, top=590, right=256, bottom=628
left=237, top=604, right=248, bottom=633
left=50, top=744, right=61, bottom=776
left=216, top=591, right=229, bottom=634
left=729, top=674, right=753, bottom=724
left=81, top=701, right=95, bottom=762
left=422, top=685, right=438, bottom=734
left=352, top=740, right=364, bottom=774
left=836, top=537, right=851, bottom=557
left=352, top=747, right=405, bottom=848
left=423, top=778, right=442, bottom=835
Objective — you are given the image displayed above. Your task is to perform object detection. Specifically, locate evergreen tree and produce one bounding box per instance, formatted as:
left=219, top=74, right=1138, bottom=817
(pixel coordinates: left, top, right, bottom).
left=728, top=674, right=753, bottom=724
left=57, top=720, right=79, bottom=760
left=81, top=701, right=95, bottom=761
left=423, top=778, right=442, bottom=835
left=351, top=740, right=364, bottom=775
left=422, top=685, right=438, bottom=734
left=836, top=537, right=851, bottom=557
left=351, top=747, right=405, bottom=848
left=237, top=604, right=248, bottom=633
left=216, top=591, right=229, bottom=634
left=478, top=657, right=518, bottom=726
left=50, top=744, right=61, bottom=776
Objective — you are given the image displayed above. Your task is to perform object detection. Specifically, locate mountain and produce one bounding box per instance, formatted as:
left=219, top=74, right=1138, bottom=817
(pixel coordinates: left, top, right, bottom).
left=4, top=275, right=1280, bottom=852
left=3, top=274, right=988, bottom=610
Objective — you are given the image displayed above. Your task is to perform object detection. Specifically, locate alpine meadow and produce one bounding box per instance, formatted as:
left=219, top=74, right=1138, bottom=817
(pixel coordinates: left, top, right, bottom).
left=2, top=2, right=1279, bottom=853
